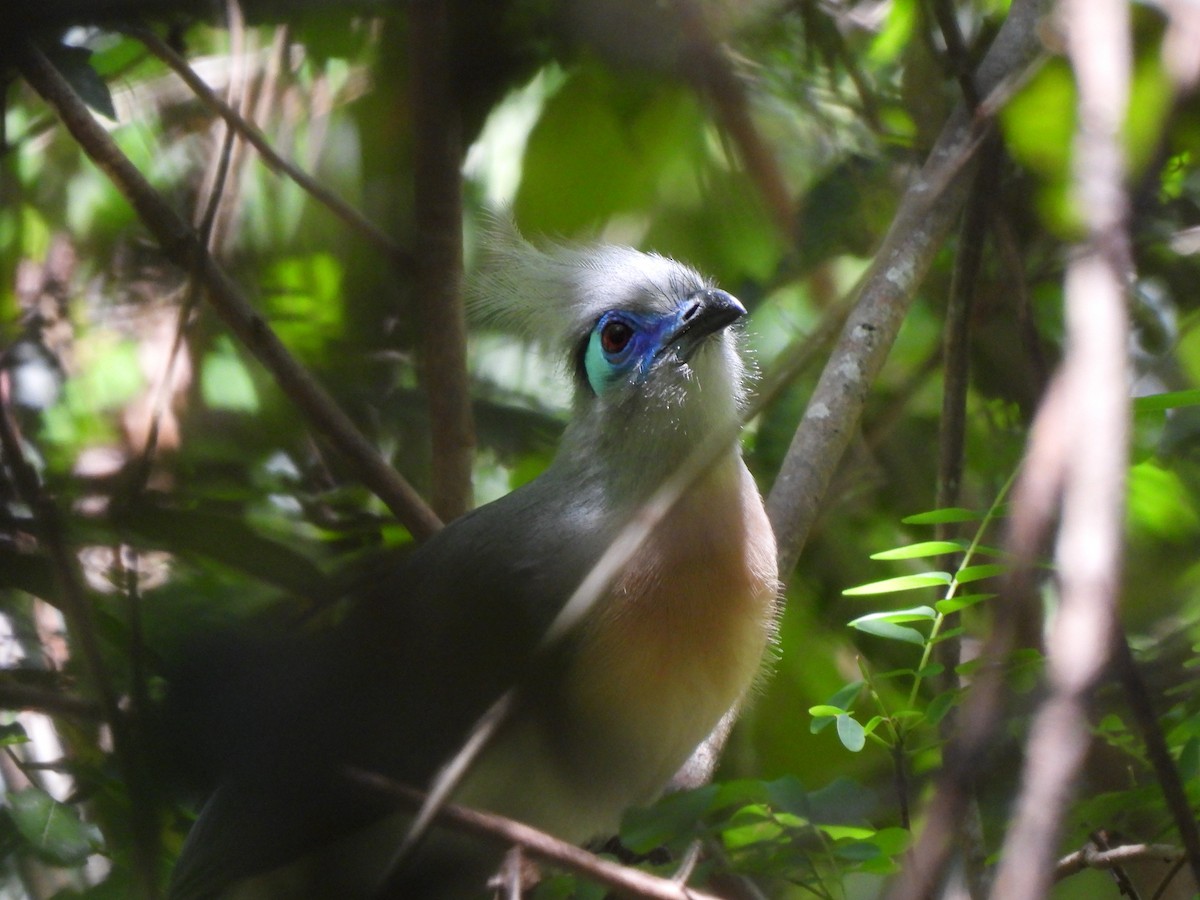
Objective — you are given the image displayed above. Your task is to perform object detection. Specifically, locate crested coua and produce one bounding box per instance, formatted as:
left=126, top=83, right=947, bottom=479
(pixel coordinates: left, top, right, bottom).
left=170, top=223, right=779, bottom=898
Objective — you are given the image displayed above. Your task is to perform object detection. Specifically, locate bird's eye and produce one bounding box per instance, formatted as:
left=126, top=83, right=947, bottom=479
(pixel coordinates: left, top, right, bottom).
left=601, top=320, right=634, bottom=354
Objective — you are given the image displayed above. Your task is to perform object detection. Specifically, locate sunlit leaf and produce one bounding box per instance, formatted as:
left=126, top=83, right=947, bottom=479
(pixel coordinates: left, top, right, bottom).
left=1133, top=389, right=1200, bottom=412
left=935, top=593, right=995, bottom=614
left=870, top=541, right=965, bottom=560
left=842, top=573, right=952, bottom=596
left=809, top=705, right=848, bottom=718
left=848, top=606, right=937, bottom=626
left=955, top=564, right=1007, bottom=584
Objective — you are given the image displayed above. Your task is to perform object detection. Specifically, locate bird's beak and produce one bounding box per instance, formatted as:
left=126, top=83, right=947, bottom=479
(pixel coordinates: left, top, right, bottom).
left=664, top=289, right=747, bottom=364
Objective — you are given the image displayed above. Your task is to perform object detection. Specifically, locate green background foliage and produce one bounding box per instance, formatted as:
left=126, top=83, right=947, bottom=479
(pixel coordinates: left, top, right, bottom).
left=2, top=0, right=1200, bottom=897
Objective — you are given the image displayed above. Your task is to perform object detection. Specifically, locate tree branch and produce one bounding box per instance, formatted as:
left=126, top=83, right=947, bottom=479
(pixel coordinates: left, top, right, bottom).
left=409, top=0, right=475, bottom=520
left=17, top=38, right=443, bottom=541
left=988, top=0, right=1133, bottom=894
left=349, top=769, right=723, bottom=900
left=1056, top=841, right=1183, bottom=882
left=766, top=0, right=1050, bottom=579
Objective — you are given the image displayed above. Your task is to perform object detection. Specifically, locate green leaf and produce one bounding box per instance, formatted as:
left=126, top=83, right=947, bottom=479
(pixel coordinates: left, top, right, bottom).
left=848, top=606, right=937, bottom=626
left=926, top=691, right=957, bottom=726
left=843, top=573, right=952, bottom=596
left=871, top=541, right=965, bottom=560
left=1133, top=389, right=1200, bottom=412
left=620, top=784, right=718, bottom=853
left=902, top=508, right=981, bottom=525
left=849, top=619, right=927, bottom=646
left=1179, top=736, right=1200, bottom=782
left=8, top=788, right=99, bottom=865
left=929, top=625, right=966, bottom=645
left=811, top=682, right=864, bottom=732
left=45, top=44, right=117, bottom=120
left=0, top=723, right=28, bottom=747
left=764, top=776, right=810, bottom=818
left=935, top=593, right=995, bottom=614
left=809, top=705, right=848, bottom=718
left=202, top=337, right=260, bottom=412
left=835, top=840, right=882, bottom=861
left=820, top=823, right=876, bottom=841
left=956, top=564, right=1007, bottom=584
left=836, top=714, right=866, bottom=752
left=872, top=826, right=912, bottom=856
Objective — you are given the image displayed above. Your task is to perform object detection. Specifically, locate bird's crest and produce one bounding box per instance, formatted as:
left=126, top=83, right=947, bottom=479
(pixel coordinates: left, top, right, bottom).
left=467, top=214, right=710, bottom=354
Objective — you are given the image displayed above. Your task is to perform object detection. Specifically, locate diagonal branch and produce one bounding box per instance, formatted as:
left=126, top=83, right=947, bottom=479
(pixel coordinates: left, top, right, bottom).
left=350, top=770, right=723, bottom=900
left=766, top=0, right=1050, bottom=579
left=17, top=38, right=443, bottom=542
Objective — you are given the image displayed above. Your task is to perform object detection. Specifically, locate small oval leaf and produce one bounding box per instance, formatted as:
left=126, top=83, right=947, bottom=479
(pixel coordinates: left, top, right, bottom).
left=836, top=714, right=866, bottom=752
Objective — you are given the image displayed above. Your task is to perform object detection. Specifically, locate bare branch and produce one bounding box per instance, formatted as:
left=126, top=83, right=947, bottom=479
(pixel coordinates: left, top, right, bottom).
left=0, top=678, right=103, bottom=722
left=409, top=0, right=475, bottom=520
left=988, top=0, right=1133, bottom=895
left=1056, top=841, right=1183, bottom=882
left=17, top=39, right=443, bottom=541
left=349, top=770, right=724, bottom=900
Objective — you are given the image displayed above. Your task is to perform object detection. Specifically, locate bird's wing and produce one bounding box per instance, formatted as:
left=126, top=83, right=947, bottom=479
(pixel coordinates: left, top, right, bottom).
left=169, top=478, right=611, bottom=898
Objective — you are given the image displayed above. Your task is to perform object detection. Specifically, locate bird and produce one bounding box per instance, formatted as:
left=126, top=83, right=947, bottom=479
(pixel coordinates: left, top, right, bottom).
left=168, top=220, right=780, bottom=898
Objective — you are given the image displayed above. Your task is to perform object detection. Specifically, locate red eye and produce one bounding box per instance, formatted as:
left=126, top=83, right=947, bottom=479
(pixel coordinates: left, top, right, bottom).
left=600, top=320, right=634, bottom=354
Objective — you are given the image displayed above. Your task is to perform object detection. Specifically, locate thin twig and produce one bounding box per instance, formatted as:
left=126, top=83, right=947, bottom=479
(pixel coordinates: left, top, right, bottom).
left=17, top=39, right=443, bottom=541
left=931, top=135, right=1000, bottom=900
left=124, top=25, right=415, bottom=273
left=929, top=0, right=980, bottom=107
left=1056, top=841, right=1183, bottom=882
left=350, top=770, right=723, bottom=900
left=1113, top=636, right=1200, bottom=889
left=0, top=680, right=103, bottom=722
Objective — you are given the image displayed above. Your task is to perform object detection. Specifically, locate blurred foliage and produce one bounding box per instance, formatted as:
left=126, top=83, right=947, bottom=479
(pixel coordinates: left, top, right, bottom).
left=0, top=0, right=1199, bottom=898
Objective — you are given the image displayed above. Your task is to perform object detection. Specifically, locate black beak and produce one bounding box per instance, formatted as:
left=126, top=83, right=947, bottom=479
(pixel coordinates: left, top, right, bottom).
left=666, top=289, right=746, bottom=363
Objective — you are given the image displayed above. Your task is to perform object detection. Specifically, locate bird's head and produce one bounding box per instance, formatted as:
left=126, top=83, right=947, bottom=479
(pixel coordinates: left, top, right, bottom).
left=471, top=219, right=749, bottom=481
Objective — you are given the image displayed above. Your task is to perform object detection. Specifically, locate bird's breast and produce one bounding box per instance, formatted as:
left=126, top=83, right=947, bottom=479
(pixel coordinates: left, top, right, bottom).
left=554, top=455, right=778, bottom=828
left=454, top=454, right=777, bottom=845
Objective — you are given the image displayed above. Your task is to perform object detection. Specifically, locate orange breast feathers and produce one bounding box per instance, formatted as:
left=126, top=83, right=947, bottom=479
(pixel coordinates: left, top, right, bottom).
left=564, top=454, right=780, bottom=796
